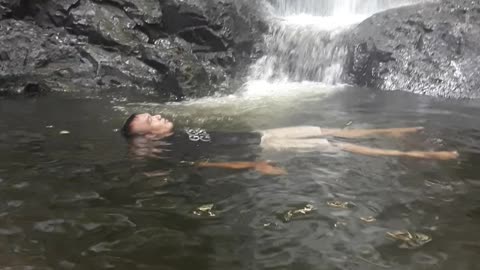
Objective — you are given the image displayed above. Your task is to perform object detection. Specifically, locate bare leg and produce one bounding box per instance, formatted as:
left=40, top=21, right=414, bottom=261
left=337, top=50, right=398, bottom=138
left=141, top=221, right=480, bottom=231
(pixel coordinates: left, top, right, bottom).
left=260, top=137, right=336, bottom=152
left=261, top=126, right=423, bottom=139
left=336, top=142, right=459, bottom=160
left=322, top=127, right=424, bottom=138
left=196, top=161, right=287, bottom=175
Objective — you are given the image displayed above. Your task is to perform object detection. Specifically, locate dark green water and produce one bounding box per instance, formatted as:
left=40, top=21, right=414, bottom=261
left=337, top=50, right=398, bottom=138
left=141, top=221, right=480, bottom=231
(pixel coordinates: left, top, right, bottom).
left=0, top=88, right=479, bottom=269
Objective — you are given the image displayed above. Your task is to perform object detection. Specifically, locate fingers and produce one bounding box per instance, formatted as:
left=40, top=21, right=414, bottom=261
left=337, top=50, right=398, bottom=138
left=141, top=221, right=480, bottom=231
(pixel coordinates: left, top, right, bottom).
left=255, top=166, right=288, bottom=175
left=254, top=163, right=288, bottom=175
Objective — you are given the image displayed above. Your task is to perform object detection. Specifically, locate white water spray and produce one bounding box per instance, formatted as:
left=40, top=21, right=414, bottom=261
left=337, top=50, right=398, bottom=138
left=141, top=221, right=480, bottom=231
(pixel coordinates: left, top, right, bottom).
left=271, top=0, right=425, bottom=17
left=245, top=0, right=429, bottom=86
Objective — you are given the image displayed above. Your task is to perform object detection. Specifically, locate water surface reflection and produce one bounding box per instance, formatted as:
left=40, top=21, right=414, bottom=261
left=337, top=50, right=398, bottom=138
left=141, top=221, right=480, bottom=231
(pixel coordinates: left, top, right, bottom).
left=0, top=89, right=479, bottom=269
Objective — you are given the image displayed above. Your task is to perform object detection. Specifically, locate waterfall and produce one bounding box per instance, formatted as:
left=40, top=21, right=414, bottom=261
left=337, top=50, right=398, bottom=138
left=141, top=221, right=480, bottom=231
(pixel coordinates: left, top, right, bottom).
left=246, top=0, right=429, bottom=85
left=271, top=0, right=425, bottom=17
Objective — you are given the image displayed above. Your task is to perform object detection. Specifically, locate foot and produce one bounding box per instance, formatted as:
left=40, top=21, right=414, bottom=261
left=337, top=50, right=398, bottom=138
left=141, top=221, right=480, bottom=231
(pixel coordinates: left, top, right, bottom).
left=407, top=150, right=459, bottom=160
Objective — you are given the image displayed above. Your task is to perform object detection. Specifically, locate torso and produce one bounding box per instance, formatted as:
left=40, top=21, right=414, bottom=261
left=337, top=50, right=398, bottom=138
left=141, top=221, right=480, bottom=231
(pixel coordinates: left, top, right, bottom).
left=161, top=128, right=263, bottom=161
left=168, top=128, right=263, bottom=146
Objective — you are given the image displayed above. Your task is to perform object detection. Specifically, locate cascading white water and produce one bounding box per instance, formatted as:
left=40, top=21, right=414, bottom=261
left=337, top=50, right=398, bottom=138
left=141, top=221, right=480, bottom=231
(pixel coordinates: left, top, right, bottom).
left=246, top=0, right=429, bottom=85
left=246, top=17, right=353, bottom=84
left=271, top=0, right=425, bottom=17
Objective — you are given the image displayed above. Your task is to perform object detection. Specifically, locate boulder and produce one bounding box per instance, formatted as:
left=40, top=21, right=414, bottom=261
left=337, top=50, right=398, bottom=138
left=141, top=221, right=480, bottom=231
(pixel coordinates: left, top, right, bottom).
left=0, top=19, right=95, bottom=95
left=0, top=0, right=14, bottom=19
left=68, top=0, right=148, bottom=48
left=0, top=0, right=266, bottom=99
left=345, top=0, right=480, bottom=98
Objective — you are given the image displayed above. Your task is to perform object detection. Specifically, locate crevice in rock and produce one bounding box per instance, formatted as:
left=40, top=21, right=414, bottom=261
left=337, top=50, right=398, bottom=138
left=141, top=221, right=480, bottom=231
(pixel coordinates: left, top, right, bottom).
left=66, top=0, right=81, bottom=13
left=92, top=0, right=136, bottom=12
left=140, top=57, right=169, bottom=74
left=160, top=72, right=185, bottom=101
left=162, top=4, right=208, bottom=34
left=77, top=47, right=100, bottom=77
left=133, top=24, right=167, bottom=44
left=178, top=26, right=227, bottom=52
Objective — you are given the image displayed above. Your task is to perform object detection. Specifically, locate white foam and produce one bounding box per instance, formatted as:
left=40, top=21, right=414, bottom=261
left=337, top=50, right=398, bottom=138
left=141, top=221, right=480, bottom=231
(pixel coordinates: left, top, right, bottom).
left=239, top=80, right=345, bottom=98
left=280, top=14, right=368, bottom=30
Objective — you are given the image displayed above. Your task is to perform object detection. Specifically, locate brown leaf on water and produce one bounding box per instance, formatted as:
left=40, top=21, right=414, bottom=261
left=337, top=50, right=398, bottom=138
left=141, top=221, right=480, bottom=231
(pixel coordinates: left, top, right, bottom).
left=360, top=216, right=377, bottom=223
left=282, top=204, right=314, bottom=222
left=327, top=201, right=355, bottom=209
left=193, top=204, right=216, bottom=217
left=386, top=230, right=432, bottom=249
left=143, top=170, right=171, bottom=177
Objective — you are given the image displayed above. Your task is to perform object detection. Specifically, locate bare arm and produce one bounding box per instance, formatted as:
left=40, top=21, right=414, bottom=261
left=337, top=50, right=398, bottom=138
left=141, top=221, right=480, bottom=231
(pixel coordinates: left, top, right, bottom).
left=196, top=161, right=287, bottom=175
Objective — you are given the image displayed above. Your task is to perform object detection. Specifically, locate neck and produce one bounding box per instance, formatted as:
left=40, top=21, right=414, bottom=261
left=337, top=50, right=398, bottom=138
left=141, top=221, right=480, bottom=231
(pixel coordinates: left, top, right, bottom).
left=147, top=131, right=174, bottom=139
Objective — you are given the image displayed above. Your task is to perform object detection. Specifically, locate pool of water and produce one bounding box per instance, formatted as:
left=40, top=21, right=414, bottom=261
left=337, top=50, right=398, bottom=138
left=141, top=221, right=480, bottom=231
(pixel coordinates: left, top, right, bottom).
left=0, top=87, right=479, bottom=269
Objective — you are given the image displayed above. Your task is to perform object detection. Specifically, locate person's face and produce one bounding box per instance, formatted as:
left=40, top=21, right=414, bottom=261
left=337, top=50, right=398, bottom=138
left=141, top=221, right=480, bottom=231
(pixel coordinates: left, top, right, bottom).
left=129, top=113, right=174, bottom=137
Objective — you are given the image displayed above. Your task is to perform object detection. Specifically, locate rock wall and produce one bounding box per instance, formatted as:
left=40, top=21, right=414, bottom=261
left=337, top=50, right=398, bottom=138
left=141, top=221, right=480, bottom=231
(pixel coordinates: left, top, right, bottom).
left=0, top=0, right=267, bottom=99
left=344, top=0, right=480, bottom=98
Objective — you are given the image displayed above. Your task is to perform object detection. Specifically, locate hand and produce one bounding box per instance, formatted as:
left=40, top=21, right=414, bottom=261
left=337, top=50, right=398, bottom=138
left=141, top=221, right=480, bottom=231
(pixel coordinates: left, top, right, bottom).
left=254, top=161, right=288, bottom=175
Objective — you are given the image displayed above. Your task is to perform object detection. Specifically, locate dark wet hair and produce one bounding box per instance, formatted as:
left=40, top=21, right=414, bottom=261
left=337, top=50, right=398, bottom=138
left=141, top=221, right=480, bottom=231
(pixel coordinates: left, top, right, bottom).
left=121, top=113, right=140, bottom=138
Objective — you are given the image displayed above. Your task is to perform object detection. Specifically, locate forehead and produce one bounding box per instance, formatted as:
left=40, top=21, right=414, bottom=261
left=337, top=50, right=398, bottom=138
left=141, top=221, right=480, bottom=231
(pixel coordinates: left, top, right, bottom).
left=133, top=113, right=150, bottom=123
left=135, top=113, right=150, bottom=120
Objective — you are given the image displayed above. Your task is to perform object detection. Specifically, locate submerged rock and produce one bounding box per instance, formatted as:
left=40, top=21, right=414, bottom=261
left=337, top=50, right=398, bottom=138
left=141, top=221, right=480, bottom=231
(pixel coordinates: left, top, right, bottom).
left=345, top=0, right=480, bottom=98
left=0, top=0, right=266, bottom=99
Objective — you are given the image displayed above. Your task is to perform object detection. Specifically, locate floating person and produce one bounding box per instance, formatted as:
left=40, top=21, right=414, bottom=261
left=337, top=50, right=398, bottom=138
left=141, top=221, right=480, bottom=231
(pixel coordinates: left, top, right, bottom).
left=121, top=113, right=459, bottom=175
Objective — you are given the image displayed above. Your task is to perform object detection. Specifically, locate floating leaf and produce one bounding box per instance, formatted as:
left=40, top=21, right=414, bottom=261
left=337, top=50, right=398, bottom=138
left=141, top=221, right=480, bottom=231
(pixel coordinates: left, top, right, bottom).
left=282, top=204, right=314, bottom=222
left=386, top=230, right=432, bottom=249
left=360, top=216, right=377, bottom=223
left=143, top=170, right=171, bottom=177
left=334, top=221, right=347, bottom=228
left=327, top=201, right=355, bottom=209
left=193, top=204, right=216, bottom=217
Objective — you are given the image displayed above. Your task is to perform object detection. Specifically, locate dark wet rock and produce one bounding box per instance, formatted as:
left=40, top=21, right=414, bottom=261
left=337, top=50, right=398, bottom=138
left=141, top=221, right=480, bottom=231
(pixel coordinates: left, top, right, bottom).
left=95, top=0, right=163, bottom=24
left=0, top=19, right=95, bottom=96
left=0, top=0, right=266, bottom=99
left=345, top=0, right=480, bottom=98
left=0, top=0, right=13, bottom=19
left=68, top=0, right=148, bottom=48
left=78, top=44, right=163, bottom=95
left=137, top=38, right=234, bottom=97
left=0, top=0, right=26, bottom=19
